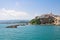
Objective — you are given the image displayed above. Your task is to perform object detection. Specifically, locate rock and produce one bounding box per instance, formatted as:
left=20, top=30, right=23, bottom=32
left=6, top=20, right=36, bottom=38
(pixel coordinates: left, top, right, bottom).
left=6, top=25, right=19, bottom=28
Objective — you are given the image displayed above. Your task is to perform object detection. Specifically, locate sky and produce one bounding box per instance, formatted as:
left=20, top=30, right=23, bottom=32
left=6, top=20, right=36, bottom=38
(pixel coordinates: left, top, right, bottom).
left=0, top=0, right=60, bottom=20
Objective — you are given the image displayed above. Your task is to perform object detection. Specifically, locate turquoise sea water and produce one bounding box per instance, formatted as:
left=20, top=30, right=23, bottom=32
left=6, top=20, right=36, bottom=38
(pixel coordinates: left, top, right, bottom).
left=0, top=24, right=60, bottom=40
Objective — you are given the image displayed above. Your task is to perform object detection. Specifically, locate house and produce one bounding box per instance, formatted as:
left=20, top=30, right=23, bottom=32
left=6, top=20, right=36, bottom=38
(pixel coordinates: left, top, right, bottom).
left=39, top=13, right=54, bottom=24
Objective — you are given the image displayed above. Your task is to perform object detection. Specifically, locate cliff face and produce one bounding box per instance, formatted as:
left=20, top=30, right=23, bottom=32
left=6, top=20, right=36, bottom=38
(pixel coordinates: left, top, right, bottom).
left=54, top=17, right=60, bottom=25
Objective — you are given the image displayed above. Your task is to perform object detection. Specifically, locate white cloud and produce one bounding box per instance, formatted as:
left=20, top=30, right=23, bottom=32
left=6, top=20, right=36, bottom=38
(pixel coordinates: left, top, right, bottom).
left=0, top=8, right=33, bottom=20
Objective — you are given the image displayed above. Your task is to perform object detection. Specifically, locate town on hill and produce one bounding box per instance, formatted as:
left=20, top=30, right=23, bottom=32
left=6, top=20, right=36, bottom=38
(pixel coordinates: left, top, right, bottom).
left=30, top=12, right=60, bottom=25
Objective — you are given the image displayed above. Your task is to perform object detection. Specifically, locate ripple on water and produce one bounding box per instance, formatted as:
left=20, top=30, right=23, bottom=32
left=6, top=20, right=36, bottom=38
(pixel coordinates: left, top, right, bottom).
left=0, top=25, right=59, bottom=40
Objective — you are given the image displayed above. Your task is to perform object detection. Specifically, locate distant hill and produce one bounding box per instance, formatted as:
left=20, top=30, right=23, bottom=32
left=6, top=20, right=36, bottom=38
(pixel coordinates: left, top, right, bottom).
left=0, top=20, right=29, bottom=24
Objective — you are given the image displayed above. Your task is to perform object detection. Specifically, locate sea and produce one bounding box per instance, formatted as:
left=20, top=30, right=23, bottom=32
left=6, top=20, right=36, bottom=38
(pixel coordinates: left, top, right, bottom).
left=0, top=24, right=60, bottom=40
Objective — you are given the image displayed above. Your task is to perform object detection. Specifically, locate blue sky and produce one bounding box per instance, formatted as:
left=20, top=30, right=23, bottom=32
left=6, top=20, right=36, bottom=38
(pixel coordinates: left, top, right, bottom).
left=0, top=0, right=60, bottom=20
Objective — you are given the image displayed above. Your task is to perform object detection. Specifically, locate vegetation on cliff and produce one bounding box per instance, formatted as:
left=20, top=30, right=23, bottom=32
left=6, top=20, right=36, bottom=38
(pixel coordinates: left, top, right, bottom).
left=30, top=18, right=41, bottom=25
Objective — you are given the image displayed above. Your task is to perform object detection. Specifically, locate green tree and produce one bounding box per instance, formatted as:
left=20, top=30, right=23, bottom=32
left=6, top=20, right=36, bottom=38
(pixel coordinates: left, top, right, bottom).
left=30, top=18, right=41, bottom=25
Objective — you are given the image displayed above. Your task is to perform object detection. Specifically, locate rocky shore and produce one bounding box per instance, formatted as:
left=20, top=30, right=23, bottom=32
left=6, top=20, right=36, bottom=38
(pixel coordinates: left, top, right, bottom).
left=6, top=25, right=19, bottom=28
